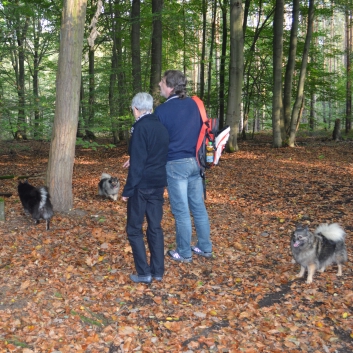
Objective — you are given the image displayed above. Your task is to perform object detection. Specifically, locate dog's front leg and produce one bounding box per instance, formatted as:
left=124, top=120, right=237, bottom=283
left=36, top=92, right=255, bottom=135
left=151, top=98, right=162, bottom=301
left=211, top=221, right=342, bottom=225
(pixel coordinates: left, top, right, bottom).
left=306, top=263, right=316, bottom=284
left=296, top=266, right=306, bottom=278
left=337, top=264, right=343, bottom=276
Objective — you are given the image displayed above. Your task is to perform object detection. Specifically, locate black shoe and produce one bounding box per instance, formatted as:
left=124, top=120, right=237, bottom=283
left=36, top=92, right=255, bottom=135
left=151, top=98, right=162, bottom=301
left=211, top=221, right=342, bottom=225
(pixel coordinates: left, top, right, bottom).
left=129, top=274, right=152, bottom=283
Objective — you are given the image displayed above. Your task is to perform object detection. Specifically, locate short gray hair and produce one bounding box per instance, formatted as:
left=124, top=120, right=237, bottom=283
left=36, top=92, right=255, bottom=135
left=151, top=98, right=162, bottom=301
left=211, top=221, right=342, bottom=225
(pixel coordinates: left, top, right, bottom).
left=131, top=92, right=153, bottom=112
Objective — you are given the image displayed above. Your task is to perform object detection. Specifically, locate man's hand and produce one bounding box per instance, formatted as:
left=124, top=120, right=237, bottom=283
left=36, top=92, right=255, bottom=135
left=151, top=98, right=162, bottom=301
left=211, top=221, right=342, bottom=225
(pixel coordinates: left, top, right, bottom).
left=123, top=159, right=130, bottom=168
left=122, top=196, right=129, bottom=202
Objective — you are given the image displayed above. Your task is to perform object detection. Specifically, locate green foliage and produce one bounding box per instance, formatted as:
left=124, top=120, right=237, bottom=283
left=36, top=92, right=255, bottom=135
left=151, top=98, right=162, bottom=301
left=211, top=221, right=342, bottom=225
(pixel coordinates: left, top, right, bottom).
left=0, top=0, right=350, bottom=143
left=75, top=138, right=116, bottom=150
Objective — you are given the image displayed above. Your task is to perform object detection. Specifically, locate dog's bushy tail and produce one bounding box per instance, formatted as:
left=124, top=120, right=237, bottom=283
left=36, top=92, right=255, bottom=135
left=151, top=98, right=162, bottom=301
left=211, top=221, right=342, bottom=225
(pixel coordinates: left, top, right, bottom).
left=101, top=173, right=111, bottom=180
left=315, top=223, right=346, bottom=242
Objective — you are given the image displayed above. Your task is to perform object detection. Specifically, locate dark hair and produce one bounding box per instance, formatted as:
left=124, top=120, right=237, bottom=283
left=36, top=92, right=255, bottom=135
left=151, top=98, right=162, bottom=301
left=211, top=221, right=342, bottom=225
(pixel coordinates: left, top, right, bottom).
left=163, top=70, right=187, bottom=99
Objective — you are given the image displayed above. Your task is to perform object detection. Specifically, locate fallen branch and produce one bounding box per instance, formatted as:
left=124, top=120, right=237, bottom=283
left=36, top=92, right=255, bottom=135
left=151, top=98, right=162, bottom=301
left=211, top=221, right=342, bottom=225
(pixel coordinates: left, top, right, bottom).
left=0, top=173, right=45, bottom=180
left=0, top=193, right=12, bottom=197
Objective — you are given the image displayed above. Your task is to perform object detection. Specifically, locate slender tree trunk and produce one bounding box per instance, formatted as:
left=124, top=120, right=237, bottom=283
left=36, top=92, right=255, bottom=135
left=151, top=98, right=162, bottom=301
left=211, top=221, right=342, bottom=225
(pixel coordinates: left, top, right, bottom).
left=219, top=0, right=227, bottom=130
left=78, top=75, right=85, bottom=137
left=345, top=9, right=352, bottom=133
left=116, top=5, right=125, bottom=141
left=243, top=0, right=251, bottom=39
left=200, top=0, right=207, bottom=100
left=309, top=92, right=315, bottom=130
left=283, top=0, right=299, bottom=137
left=109, top=0, right=118, bottom=144
left=15, top=17, right=30, bottom=140
left=182, top=0, right=187, bottom=74
left=33, top=17, right=41, bottom=139
left=47, top=0, right=88, bottom=212
left=131, top=0, right=142, bottom=93
left=288, top=0, right=315, bottom=147
left=86, top=48, right=95, bottom=139
left=206, top=1, right=217, bottom=108
left=272, top=0, right=284, bottom=148
left=150, top=0, right=163, bottom=102
left=226, top=0, right=244, bottom=152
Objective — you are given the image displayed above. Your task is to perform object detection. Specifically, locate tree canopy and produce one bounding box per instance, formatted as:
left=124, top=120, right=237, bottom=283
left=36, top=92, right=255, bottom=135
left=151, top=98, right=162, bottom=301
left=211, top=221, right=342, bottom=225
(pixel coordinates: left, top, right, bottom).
left=0, top=0, right=351, bottom=145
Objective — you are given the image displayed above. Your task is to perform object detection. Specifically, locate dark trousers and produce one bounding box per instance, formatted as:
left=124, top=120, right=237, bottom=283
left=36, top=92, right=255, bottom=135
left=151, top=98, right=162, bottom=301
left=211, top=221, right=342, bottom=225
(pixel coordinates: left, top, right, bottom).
left=126, top=187, right=165, bottom=277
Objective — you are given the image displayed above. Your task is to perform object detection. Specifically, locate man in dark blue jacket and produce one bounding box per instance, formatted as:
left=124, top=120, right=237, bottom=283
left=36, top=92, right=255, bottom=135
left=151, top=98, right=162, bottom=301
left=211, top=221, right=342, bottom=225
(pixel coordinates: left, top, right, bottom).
left=122, top=92, right=169, bottom=283
left=154, top=70, right=212, bottom=263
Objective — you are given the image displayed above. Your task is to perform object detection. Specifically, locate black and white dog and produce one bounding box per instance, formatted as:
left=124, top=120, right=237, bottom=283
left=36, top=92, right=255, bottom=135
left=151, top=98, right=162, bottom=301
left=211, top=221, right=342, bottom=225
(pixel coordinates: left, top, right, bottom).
left=18, top=180, right=54, bottom=230
left=98, top=173, right=120, bottom=201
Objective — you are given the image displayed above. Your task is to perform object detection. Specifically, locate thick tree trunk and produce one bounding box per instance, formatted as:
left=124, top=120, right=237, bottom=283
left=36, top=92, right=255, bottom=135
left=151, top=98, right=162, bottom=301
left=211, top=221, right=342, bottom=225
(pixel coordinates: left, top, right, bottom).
left=150, top=0, right=163, bottom=103
left=131, top=0, right=142, bottom=93
left=272, top=0, right=284, bottom=148
left=283, top=0, right=299, bottom=137
left=226, top=0, right=244, bottom=152
left=288, top=0, right=315, bottom=147
left=46, top=0, right=87, bottom=212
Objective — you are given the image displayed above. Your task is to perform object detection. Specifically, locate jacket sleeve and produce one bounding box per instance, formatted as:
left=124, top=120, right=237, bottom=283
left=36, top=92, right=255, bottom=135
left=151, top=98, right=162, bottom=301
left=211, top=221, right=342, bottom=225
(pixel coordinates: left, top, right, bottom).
left=122, top=124, right=149, bottom=197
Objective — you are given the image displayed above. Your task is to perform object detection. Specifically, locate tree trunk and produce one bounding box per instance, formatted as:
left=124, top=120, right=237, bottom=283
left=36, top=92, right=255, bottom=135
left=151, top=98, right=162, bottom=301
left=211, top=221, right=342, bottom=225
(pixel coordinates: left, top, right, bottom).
left=15, top=17, right=30, bottom=140
left=150, top=0, right=163, bottom=102
left=116, top=6, right=126, bottom=141
left=345, top=9, right=352, bottom=133
left=109, top=0, right=119, bottom=144
left=333, top=119, right=341, bottom=141
left=288, top=0, right=315, bottom=147
left=199, top=0, right=207, bottom=100
left=78, top=75, right=86, bottom=138
left=131, top=0, right=142, bottom=93
left=272, top=0, right=284, bottom=148
left=283, top=0, right=299, bottom=136
left=86, top=48, right=96, bottom=139
left=226, top=0, right=244, bottom=153
left=206, top=1, right=217, bottom=108
left=46, top=0, right=87, bottom=212
left=33, top=16, right=41, bottom=139
left=309, top=92, right=315, bottom=131
left=219, top=0, right=227, bottom=130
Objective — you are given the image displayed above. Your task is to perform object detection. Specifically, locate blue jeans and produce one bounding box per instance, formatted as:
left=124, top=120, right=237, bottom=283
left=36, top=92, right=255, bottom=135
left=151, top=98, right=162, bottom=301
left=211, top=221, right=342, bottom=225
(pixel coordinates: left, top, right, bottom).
left=126, top=187, right=165, bottom=277
left=166, top=157, right=211, bottom=258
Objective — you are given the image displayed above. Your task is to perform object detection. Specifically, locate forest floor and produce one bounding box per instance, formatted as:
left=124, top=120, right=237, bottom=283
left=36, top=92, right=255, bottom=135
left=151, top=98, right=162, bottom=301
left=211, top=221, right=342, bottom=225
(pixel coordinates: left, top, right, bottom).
left=0, top=134, right=352, bottom=353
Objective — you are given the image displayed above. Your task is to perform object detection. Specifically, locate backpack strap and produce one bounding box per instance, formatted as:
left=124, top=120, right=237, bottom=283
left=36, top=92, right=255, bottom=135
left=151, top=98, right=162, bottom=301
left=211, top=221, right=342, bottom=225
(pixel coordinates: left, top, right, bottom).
left=192, top=96, right=209, bottom=199
left=192, top=96, right=208, bottom=169
left=192, top=95, right=208, bottom=123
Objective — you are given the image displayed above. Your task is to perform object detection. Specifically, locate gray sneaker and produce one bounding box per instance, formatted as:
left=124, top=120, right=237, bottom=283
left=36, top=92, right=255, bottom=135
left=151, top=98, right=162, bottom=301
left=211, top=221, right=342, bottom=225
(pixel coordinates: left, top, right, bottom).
left=191, top=246, right=212, bottom=258
left=167, top=250, right=192, bottom=263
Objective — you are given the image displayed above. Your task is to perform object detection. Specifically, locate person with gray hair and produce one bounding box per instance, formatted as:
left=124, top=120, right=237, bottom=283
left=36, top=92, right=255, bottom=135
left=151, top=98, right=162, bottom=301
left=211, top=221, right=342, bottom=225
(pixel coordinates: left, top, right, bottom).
left=122, top=92, right=169, bottom=284
left=131, top=92, right=153, bottom=112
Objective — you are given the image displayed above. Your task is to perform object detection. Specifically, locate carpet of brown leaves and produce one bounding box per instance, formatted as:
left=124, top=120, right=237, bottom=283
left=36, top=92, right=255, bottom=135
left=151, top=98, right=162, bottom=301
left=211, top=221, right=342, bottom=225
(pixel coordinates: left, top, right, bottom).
left=0, top=137, right=352, bottom=353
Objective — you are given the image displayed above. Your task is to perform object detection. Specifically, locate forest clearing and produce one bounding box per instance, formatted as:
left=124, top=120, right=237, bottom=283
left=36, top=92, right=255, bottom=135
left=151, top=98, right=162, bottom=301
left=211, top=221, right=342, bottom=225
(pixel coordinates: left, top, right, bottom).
left=0, top=136, right=352, bottom=353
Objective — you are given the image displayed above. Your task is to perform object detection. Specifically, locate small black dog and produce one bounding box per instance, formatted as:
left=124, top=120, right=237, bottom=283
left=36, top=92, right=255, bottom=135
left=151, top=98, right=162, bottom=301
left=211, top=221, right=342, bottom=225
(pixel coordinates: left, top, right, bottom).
left=98, top=173, right=120, bottom=201
left=18, top=180, right=54, bottom=230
